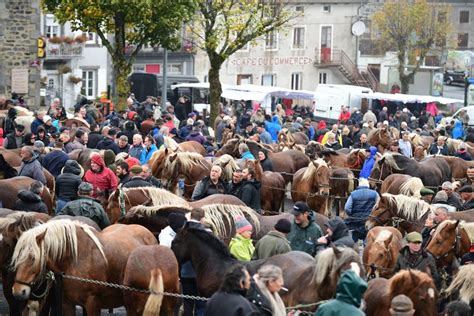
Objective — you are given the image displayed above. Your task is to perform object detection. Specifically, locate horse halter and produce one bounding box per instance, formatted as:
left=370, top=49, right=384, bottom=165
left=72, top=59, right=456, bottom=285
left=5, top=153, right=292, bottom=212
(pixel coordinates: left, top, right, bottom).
left=346, top=152, right=363, bottom=170
left=430, top=225, right=461, bottom=264
left=367, top=247, right=393, bottom=280
left=15, top=271, right=55, bottom=299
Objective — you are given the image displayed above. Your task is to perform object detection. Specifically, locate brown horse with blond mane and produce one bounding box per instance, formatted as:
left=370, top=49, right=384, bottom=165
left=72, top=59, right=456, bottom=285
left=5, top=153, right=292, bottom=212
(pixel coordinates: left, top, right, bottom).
left=11, top=220, right=157, bottom=315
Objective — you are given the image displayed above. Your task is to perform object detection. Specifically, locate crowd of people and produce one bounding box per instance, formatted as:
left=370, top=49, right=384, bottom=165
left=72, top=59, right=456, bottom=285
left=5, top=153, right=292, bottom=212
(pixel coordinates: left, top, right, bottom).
left=1, top=92, right=473, bottom=316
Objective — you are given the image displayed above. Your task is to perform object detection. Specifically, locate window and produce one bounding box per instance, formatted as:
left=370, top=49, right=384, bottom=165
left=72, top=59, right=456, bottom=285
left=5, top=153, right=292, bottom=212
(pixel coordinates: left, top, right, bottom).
left=46, top=25, right=59, bottom=38
left=265, top=31, right=278, bottom=50
left=168, top=63, right=183, bottom=75
left=292, top=27, right=305, bottom=49
left=295, top=6, right=304, bottom=13
left=319, top=72, right=328, bottom=84
left=261, top=74, right=275, bottom=86
left=460, top=11, right=470, bottom=24
left=291, top=73, right=302, bottom=90
left=237, top=74, right=252, bottom=85
left=323, top=5, right=331, bottom=13
left=81, top=70, right=96, bottom=98
left=458, top=33, right=469, bottom=48
left=48, top=79, right=54, bottom=89
left=438, top=11, right=447, bottom=23
left=133, top=64, right=145, bottom=72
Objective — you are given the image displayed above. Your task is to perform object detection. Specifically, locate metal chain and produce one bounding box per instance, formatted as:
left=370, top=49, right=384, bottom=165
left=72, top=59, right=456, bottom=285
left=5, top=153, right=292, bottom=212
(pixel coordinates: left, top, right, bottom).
left=61, top=274, right=209, bottom=302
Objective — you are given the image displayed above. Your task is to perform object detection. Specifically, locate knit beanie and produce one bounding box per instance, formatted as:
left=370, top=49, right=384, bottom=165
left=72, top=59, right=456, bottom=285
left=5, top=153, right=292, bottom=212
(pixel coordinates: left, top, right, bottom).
left=274, top=218, right=291, bottom=234
left=168, top=212, right=187, bottom=233
left=235, top=215, right=252, bottom=234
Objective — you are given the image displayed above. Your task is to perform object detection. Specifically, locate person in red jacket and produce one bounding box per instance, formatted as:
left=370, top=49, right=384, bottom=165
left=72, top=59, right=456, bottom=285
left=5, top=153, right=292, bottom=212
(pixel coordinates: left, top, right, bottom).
left=338, top=106, right=351, bottom=124
left=83, top=154, right=118, bottom=199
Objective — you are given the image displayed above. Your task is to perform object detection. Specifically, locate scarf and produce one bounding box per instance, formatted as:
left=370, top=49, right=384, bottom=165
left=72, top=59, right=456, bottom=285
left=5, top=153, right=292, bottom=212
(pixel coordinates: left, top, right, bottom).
left=255, top=277, right=286, bottom=316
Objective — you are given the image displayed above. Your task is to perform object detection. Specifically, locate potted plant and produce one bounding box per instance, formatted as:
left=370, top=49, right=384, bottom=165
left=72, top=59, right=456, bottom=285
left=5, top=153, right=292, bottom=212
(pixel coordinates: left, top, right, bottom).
left=69, top=75, right=83, bottom=84
left=58, top=64, right=72, bottom=74
left=63, top=36, right=74, bottom=45
left=75, top=34, right=88, bottom=44
left=48, top=36, right=62, bottom=44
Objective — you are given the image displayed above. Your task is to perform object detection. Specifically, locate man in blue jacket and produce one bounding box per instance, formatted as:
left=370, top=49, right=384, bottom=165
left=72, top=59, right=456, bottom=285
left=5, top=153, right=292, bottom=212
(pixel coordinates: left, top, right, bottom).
left=344, top=178, right=379, bottom=242
left=265, top=115, right=282, bottom=143
left=359, top=146, right=378, bottom=179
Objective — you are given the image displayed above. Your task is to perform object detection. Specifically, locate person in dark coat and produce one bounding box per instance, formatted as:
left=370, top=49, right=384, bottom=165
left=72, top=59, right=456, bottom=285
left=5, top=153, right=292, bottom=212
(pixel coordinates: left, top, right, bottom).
left=246, top=265, right=286, bottom=316
left=55, top=160, right=83, bottom=212
left=18, top=146, right=46, bottom=185
left=239, top=167, right=261, bottom=212
left=185, top=125, right=205, bottom=144
left=428, top=136, right=449, bottom=155
left=14, top=181, right=48, bottom=213
left=3, top=124, right=25, bottom=149
left=116, top=161, right=131, bottom=185
left=455, top=143, right=472, bottom=161
left=317, top=217, right=355, bottom=251
left=42, top=141, right=69, bottom=177
left=460, top=246, right=474, bottom=265
left=315, top=270, right=367, bottom=316
left=204, top=264, right=259, bottom=316
left=228, top=169, right=244, bottom=197
left=287, top=201, right=323, bottom=256
left=192, top=165, right=228, bottom=200
left=253, top=219, right=291, bottom=260
left=87, top=124, right=104, bottom=149
left=141, top=164, right=163, bottom=188
left=122, top=165, right=153, bottom=188
left=117, top=135, right=130, bottom=153
left=458, top=185, right=474, bottom=211
left=4, top=108, right=17, bottom=135
left=58, top=182, right=111, bottom=229
left=394, top=232, right=440, bottom=288
left=258, top=151, right=273, bottom=172
left=96, top=129, right=121, bottom=154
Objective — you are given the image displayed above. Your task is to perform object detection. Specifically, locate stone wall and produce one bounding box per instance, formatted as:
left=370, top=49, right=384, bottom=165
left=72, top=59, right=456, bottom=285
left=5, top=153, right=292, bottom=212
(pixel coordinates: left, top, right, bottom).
left=0, top=0, right=41, bottom=108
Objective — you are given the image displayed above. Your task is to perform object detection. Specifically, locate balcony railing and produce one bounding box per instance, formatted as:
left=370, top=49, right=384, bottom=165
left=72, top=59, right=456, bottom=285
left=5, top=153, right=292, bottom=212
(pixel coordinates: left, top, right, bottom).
left=45, top=43, right=83, bottom=60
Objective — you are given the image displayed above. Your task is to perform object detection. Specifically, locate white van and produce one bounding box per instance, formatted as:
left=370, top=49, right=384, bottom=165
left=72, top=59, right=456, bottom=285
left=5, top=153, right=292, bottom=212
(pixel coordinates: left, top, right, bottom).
left=444, top=106, right=474, bottom=126
left=313, top=84, right=373, bottom=122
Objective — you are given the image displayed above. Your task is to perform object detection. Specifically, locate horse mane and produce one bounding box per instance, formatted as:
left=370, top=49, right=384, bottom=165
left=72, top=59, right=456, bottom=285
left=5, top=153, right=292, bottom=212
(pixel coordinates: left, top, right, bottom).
left=375, top=229, right=393, bottom=243
left=213, top=154, right=239, bottom=181
left=242, top=139, right=269, bottom=155
left=186, top=225, right=233, bottom=259
left=389, top=269, right=435, bottom=298
left=12, top=220, right=106, bottom=278
left=436, top=220, right=474, bottom=244
left=200, top=204, right=261, bottom=239
left=163, top=136, right=179, bottom=150
left=398, top=177, right=424, bottom=198
left=125, top=187, right=190, bottom=216
left=164, top=151, right=208, bottom=175
left=0, top=212, right=41, bottom=239
left=382, top=193, right=431, bottom=220
left=445, top=264, right=474, bottom=304
left=311, top=247, right=360, bottom=286
left=381, top=153, right=404, bottom=171
left=302, top=158, right=328, bottom=182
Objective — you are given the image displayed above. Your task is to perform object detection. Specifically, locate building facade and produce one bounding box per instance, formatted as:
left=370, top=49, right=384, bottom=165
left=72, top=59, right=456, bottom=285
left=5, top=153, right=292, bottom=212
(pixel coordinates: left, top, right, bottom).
left=0, top=0, right=42, bottom=108
left=194, top=0, right=373, bottom=92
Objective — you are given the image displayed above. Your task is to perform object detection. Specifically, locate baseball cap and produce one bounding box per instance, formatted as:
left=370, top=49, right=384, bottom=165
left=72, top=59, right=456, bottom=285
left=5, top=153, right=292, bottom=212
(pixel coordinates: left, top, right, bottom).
left=291, top=201, right=309, bottom=215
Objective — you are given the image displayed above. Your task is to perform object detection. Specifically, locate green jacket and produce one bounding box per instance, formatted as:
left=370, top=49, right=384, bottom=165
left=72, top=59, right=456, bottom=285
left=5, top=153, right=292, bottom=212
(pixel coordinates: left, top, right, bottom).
left=287, top=211, right=323, bottom=256
left=229, top=234, right=255, bottom=262
left=59, top=196, right=111, bottom=229
left=315, top=270, right=367, bottom=316
left=252, top=231, right=291, bottom=260
left=394, top=246, right=440, bottom=288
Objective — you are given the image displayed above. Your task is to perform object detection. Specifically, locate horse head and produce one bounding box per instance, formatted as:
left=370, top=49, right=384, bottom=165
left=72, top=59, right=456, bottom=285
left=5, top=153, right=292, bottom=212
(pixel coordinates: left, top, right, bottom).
left=215, top=138, right=239, bottom=157
left=313, top=159, right=331, bottom=195
left=366, top=231, right=394, bottom=279
left=426, top=220, right=460, bottom=265
left=366, top=195, right=394, bottom=231
left=149, top=148, right=171, bottom=179
left=389, top=270, right=437, bottom=316
left=346, top=149, right=366, bottom=170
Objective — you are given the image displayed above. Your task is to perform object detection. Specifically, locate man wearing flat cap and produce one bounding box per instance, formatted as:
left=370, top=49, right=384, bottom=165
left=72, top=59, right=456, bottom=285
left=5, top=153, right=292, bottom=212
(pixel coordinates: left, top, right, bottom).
left=419, top=187, right=435, bottom=203
left=122, top=165, right=153, bottom=188
left=58, top=182, right=111, bottom=229
left=458, top=185, right=474, bottom=211
left=394, top=232, right=440, bottom=288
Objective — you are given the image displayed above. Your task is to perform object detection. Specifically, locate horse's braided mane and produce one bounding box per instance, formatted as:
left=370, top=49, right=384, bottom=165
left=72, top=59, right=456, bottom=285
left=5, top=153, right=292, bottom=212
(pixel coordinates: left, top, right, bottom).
left=125, top=187, right=190, bottom=216
left=382, top=193, right=431, bottom=220
left=389, top=269, right=435, bottom=298
left=200, top=204, right=261, bottom=239
left=302, top=158, right=328, bottom=182
left=311, top=247, right=360, bottom=286
left=445, top=264, right=474, bottom=304
left=12, top=219, right=106, bottom=279
left=0, top=212, right=40, bottom=236
left=186, top=226, right=233, bottom=259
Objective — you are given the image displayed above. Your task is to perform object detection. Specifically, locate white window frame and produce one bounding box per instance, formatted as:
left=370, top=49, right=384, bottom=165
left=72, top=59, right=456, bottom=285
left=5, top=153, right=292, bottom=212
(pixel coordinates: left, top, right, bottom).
left=323, top=5, right=331, bottom=13
left=167, top=63, right=183, bottom=75
left=85, top=32, right=98, bottom=44
left=82, top=70, right=97, bottom=98
left=265, top=31, right=278, bottom=51
left=45, top=14, right=60, bottom=38
left=291, top=73, right=302, bottom=90
left=292, top=26, right=306, bottom=50
left=295, top=5, right=304, bottom=13
left=261, top=74, right=276, bottom=86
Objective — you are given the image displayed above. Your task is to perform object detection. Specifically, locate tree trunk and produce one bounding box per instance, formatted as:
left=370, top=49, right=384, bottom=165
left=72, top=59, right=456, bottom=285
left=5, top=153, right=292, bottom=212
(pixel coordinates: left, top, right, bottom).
left=397, top=51, right=410, bottom=94
left=113, top=57, right=131, bottom=112
left=399, top=74, right=410, bottom=94
left=208, top=57, right=223, bottom=128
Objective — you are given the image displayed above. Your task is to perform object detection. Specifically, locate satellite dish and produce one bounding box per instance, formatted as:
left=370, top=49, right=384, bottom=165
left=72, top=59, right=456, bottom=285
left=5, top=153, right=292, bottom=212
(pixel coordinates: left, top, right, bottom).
left=352, top=21, right=366, bottom=37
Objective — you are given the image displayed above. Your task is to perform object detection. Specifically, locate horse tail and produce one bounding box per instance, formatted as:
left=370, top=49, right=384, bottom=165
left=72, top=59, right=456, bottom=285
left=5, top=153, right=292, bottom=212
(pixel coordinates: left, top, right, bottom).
left=143, top=268, right=164, bottom=316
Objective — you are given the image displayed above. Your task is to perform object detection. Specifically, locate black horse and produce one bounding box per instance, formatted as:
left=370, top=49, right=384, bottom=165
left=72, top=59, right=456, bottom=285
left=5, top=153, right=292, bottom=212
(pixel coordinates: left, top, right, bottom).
left=0, top=153, right=18, bottom=179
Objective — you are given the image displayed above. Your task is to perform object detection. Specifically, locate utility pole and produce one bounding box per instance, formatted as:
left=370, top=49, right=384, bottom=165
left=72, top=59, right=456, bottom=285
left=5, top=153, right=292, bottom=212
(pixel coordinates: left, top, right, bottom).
left=162, top=48, right=168, bottom=110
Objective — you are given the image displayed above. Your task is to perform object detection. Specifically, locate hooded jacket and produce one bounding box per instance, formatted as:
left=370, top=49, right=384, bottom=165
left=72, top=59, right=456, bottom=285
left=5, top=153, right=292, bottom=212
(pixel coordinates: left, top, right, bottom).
left=58, top=196, right=111, bottom=229
left=287, top=211, right=323, bottom=256
left=265, top=116, right=282, bottom=142
left=87, top=131, right=104, bottom=149
left=18, top=153, right=46, bottom=185
left=96, top=137, right=121, bottom=154
left=452, top=120, right=465, bottom=140
left=315, top=270, right=367, bottom=316
left=83, top=155, right=118, bottom=198
left=325, top=217, right=354, bottom=248
left=359, top=146, right=377, bottom=179
left=253, top=230, right=291, bottom=260
left=56, top=160, right=82, bottom=201
left=14, top=190, right=48, bottom=213
left=239, top=179, right=261, bottom=211
left=185, top=131, right=205, bottom=144
left=42, top=149, right=69, bottom=178
left=140, top=143, right=158, bottom=165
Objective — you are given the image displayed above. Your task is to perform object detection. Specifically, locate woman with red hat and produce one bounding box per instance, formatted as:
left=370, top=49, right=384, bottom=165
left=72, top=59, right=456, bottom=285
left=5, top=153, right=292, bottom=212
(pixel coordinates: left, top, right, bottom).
left=83, top=154, right=118, bottom=199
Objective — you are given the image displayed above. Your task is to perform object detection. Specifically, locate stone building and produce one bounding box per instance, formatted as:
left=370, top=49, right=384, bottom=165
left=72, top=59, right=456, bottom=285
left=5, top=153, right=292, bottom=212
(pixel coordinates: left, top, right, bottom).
left=0, top=0, right=42, bottom=108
